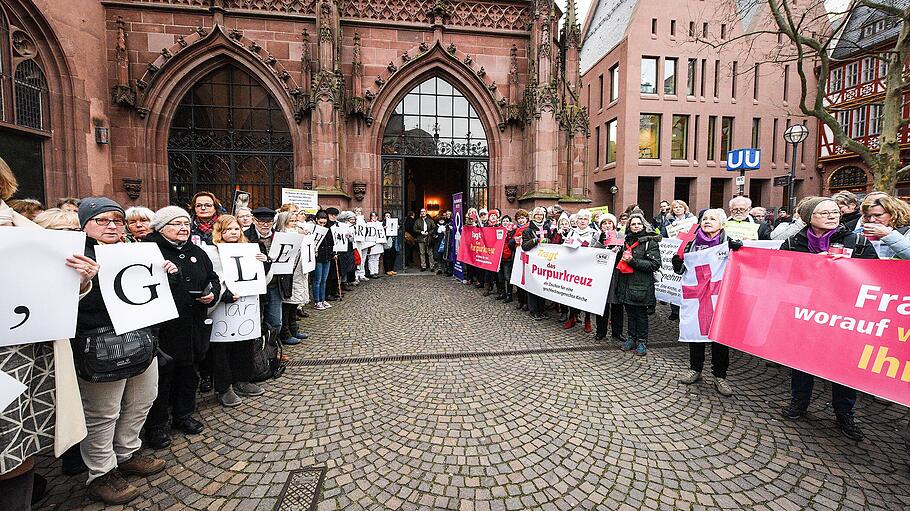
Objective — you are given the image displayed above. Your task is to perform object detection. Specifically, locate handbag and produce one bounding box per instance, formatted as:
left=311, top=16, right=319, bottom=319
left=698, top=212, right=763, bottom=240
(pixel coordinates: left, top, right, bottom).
left=72, top=326, right=158, bottom=383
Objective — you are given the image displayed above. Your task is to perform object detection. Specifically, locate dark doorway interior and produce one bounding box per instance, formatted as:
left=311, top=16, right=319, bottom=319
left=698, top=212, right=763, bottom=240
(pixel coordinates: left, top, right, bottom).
left=402, top=157, right=467, bottom=268
left=0, top=129, right=45, bottom=203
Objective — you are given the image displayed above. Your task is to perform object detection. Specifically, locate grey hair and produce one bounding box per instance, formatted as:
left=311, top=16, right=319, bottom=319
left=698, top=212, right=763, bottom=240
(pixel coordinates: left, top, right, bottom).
left=728, top=196, right=752, bottom=209
left=125, top=206, right=156, bottom=222
left=701, top=208, right=728, bottom=225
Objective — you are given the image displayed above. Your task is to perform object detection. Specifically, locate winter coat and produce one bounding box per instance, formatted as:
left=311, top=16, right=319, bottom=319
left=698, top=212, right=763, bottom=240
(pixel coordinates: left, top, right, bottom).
left=841, top=210, right=862, bottom=232
left=880, top=226, right=910, bottom=259
left=780, top=226, right=878, bottom=259
left=521, top=220, right=552, bottom=252
left=146, top=231, right=221, bottom=365
left=287, top=254, right=311, bottom=305
left=191, top=216, right=217, bottom=245
left=613, top=233, right=661, bottom=307
left=412, top=216, right=436, bottom=242
left=315, top=229, right=335, bottom=262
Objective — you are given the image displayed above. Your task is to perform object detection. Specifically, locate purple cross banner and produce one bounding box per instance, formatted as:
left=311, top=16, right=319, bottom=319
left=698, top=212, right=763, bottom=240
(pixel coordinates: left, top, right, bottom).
left=451, top=192, right=464, bottom=281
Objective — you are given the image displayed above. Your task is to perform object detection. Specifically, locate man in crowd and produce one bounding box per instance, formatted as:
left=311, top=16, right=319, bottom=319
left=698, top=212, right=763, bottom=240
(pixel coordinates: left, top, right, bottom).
left=653, top=200, right=672, bottom=233
left=412, top=207, right=436, bottom=272
left=832, top=190, right=862, bottom=231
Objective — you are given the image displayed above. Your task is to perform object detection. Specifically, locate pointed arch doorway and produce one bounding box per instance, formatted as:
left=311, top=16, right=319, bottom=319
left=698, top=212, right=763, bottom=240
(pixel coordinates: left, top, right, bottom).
left=381, top=76, right=489, bottom=269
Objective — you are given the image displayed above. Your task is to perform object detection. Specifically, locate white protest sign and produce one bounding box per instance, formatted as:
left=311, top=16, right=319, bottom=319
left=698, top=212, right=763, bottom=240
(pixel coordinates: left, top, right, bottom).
left=209, top=295, right=261, bottom=342
left=742, top=239, right=783, bottom=250
left=666, top=217, right=698, bottom=238
left=0, top=229, right=84, bottom=346
left=298, top=238, right=317, bottom=274
left=0, top=369, right=27, bottom=411
left=267, top=232, right=303, bottom=275
left=332, top=223, right=350, bottom=252
left=95, top=243, right=179, bottom=335
left=353, top=218, right=367, bottom=243
left=370, top=221, right=388, bottom=245
left=655, top=238, right=684, bottom=306
left=281, top=188, right=319, bottom=214
left=312, top=224, right=329, bottom=251
left=510, top=246, right=616, bottom=315
left=385, top=218, right=399, bottom=236
left=218, top=242, right=266, bottom=296
left=724, top=220, right=760, bottom=241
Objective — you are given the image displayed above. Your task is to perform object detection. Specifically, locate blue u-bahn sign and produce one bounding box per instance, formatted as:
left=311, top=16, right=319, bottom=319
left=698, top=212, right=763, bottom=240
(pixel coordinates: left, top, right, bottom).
left=726, top=148, right=761, bottom=171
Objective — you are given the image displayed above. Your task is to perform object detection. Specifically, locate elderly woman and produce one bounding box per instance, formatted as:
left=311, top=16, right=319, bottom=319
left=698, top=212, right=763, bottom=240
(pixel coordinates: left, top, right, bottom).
left=859, top=194, right=910, bottom=258
left=594, top=214, right=625, bottom=343
left=521, top=207, right=552, bottom=321
left=236, top=206, right=254, bottom=231
left=614, top=213, right=661, bottom=356
left=660, top=200, right=695, bottom=237
left=779, top=197, right=877, bottom=442
left=275, top=211, right=308, bottom=345
left=510, top=209, right=530, bottom=309
left=124, top=206, right=155, bottom=242
left=672, top=209, right=738, bottom=396
left=563, top=209, right=599, bottom=332
left=189, top=191, right=221, bottom=245
left=143, top=206, right=220, bottom=450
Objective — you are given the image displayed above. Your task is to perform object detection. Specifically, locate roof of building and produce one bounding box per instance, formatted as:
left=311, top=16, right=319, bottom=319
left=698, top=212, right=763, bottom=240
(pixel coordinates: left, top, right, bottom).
left=579, top=0, right=637, bottom=74
left=831, top=0, right=908, bottom=60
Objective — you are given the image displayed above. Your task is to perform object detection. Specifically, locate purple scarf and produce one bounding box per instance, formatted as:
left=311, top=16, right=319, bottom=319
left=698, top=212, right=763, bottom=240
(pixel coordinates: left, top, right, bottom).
left=694, top=228, right=723, bottom=249
left=806, top=228, right=837, bottom=254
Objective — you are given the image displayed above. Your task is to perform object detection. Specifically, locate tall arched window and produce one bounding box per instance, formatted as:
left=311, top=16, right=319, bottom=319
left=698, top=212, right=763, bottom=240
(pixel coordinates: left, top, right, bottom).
left=829, top=165, right=868, bottom=192
left=168, top=65, right=293, bottom=208
left=13, top=59, right=49, bottom=130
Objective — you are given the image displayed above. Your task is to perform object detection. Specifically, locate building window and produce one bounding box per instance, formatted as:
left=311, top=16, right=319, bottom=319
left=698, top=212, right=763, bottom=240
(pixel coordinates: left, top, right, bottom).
left=610, top=64, right=620, bottom=101
left=700, top=59, right=706, bottom=96
left=861, top=17, right=896, bottom=39
left=721, top=24, right=727, bottom=39
left=598, top=74, right=604, bottom=109
left=731, top=61, right=738, bottom=99
left=639, top=114, right=661, bottom=159
left=641, top=57, right=659, bottom=94
left=671, top=114, right=689, bottom=159
left=713, top=60, right=720, bottom=98
left=689, top=21, right=695, bottom=38
left=751, top=118, right=760, bottom=147
left=693, top=115, right=700, bottom=161
left=753, top=63, right=760, bottom=100
left=829, top=68, right=843, bottom=92
left=862, top=57, right=876, bottom=82
left=870, top=104, right=883, bottom=135
left=13, top=60, right=50, bottom=131
left=687, top=59, right=696, bottom=96
left=606, top=118, right=617, bottom=163
left=772, top=118, right=779, bottom=162
left=594, top=125, right=601, bottom=166
left=878, top=53, right=889, bottom=78
left=703, top=22, right=708, bottom=38
left=837, top=110, right=850, bottom=134
left=830, top=166, right=868, bottom=189
left=664, top=58, right=677, bottom=95
left=852, top=106, right=866, bottom=137
left=845, top=62, right=858, bottom=88
left=670, top=20, right=676, bottom=36
left=783, top=65, right=790, bottom=101
left=651, top=18, right=657, bottom=35
left=707, top=115, right=717, bottom=160
left=721, top=116, right=734, bottom=160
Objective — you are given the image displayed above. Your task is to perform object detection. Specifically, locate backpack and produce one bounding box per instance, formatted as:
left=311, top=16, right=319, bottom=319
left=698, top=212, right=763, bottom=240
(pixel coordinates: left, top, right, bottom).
left=250, top=328, right=286, bottom=382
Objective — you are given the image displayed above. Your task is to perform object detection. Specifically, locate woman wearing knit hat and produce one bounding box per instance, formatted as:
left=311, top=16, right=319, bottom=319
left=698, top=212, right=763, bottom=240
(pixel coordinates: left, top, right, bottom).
left=779, top=196, right=878, bottom=442
left=143, top=206, right=221, bottom=450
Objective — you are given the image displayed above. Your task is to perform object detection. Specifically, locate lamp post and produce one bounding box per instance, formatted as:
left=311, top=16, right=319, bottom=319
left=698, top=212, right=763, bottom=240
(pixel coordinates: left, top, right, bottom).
left=783, top=124, right=809, bottom=214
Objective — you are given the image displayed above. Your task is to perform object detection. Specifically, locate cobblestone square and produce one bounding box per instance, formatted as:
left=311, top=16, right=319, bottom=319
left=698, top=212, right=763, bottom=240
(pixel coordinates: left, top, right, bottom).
left=37, top=276, right=910, bottom=510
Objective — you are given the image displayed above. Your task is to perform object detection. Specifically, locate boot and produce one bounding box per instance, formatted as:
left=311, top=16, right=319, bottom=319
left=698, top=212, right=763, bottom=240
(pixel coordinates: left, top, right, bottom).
left=563, top=315, right=577, bottom=329
left=118, top=453, right=166, bottom=477
left=781, top=399, right=809, bottom=420
left=482, top=283, right=493, bottom=297
left=88, top=470, right=139, bottom=505
left=836, top=413, right=864, bottom=441
left=503, top=293, right=513, bottom=304
left=145, top=427, right=171, bottom=450
left=583, top=318, right=593, bottom=333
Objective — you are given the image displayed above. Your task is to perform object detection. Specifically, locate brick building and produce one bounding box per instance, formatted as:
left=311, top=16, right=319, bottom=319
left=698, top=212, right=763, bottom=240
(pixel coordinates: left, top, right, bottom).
left=579, top=0, right=823, bottom=216
left=816, top=1, right=910, bottom=200
left=0, top=0, right=591, bottom=216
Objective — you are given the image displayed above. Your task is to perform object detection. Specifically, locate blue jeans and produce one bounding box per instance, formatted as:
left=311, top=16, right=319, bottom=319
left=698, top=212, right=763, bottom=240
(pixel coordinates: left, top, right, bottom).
left=313, top=261, right=331, bottom=303
left=263, top=285, right=283, bottom=330
left=791, top=369, right=857, bottom=415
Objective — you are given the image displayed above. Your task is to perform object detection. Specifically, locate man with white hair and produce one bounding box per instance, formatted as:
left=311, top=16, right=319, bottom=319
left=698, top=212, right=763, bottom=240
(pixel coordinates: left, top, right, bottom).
left=725, top=196, right=770, bottom=240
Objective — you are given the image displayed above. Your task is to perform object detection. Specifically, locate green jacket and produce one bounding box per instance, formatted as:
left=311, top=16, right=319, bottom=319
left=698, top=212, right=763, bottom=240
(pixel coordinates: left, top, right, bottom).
left=412, top=216, right=436, bottom=242
left=613, top=234, right=661, bottom=307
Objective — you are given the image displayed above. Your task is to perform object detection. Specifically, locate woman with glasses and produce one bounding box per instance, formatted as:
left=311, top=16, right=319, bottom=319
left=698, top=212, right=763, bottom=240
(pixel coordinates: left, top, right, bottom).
left=859, top=194, right=910, bottom=259
left=236, top=207, right=254, bottom=231
left=779, top=197, right=877, bottom=442
left=123, top=207, right=156, bottom=242
left=189, top=191, right=221, bottom=245
left=143, top=206, right=221, bottom=450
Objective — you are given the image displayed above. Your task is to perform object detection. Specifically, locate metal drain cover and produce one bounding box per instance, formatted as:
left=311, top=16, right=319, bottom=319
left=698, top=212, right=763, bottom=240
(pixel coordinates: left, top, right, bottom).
left=274, top=466, right=326, bottom=511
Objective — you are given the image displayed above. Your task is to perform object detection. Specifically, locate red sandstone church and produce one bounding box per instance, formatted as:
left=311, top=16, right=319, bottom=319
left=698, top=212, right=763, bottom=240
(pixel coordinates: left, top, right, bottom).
left=0, top=0, right=592, bottom=217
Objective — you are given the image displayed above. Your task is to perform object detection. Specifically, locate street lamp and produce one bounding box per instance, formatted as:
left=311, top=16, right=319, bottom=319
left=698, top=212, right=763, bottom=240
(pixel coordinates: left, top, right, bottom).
left=783, top=124, right=809, bottom=214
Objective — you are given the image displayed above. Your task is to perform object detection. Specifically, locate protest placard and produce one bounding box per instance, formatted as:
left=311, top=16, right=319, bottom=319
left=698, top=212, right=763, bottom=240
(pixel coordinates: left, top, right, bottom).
left=353, top=217, right=367, bottom=243
left=209, top=295, right=261, bottom=342
left=370, top=221, right=388, bottom=245
left=312, top=224, right=329, bottom=251
left=332, top=223, right=350, bottom=252
left=724, top=221, right=760, bottom=240
left=0, top=228, right=84, bottom=346
left=511, top=246, right=616, bottom=315
left=457, top=226, right=506, bottom=272
left=281, top=188, right=319, bottom=214
left=95, top=242, right=180, bottom=335
left=385, top=218, right=399, bottom=236
left=666, top=217, right=698, bottom=238
left=217, top=242, right=266, bottom=296
left=655, top=238, right=684, bottom=306
left=267, top=231, right=303, bottom=275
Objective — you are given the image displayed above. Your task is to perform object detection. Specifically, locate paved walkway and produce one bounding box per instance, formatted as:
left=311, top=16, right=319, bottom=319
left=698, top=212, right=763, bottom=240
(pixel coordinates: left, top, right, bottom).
left=37, top=275, right=910, bottom=510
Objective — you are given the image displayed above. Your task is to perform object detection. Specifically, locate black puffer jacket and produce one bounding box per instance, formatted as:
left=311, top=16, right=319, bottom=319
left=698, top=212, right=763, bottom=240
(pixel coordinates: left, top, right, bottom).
left=75, top=238, right=114, bottom=335
left=781, top=225, right=878, bottom=259
left=613, top=233, right=661, bottom=307
left=146, top=232, right=221, bottom=365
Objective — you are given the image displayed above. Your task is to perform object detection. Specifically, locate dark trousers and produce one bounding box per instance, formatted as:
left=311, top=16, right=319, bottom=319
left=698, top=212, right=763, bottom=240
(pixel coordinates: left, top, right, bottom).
left=516, top=287, right=527, bottom=305
left=279, top=303, right=299, bottom=340
left=595, top=303, right=624, bottom=338
left=383, top=248, right=397, bottom=272
left=211, top=340, right=254, bottom=393
left=625, top=304, right=649, bottom=342
left=689, top=342, right=729, bottom=378
left=791, top=369, right=857, bottom=415
left=147, top=363, right=199, bottom=430
left=527, top=292, right=544, bottom=314
left=0, top=466, right=33, bottom=511
left=326, top=258, right=339, bottom=297
left=499, top=260, right=513, bottom=297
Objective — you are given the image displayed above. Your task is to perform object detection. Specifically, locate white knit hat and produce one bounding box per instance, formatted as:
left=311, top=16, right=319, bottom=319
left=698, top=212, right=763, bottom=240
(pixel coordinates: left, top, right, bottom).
left=150, top=206, right=191, bottom=231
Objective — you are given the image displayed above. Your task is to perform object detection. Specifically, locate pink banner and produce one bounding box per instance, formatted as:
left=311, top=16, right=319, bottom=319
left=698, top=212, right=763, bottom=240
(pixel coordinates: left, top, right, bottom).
left=457, top=226, right=506, bottom=272
left=710, top=248, right=910, bottom=406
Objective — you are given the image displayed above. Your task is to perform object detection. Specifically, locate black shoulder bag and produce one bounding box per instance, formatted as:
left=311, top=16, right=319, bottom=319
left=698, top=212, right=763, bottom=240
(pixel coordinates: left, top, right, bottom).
left=72, top=326, right=158, bottom=383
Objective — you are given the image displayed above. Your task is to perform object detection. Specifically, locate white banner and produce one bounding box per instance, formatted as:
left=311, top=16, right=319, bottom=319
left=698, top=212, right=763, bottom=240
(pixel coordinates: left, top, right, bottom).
left=217, top=243, right=267, bottom=297
left=298, top=234, right=316, bottom=274
left=353, top=218, right=367, bottom=243
left=510, top=245, right=616, bottom=315
left=666, top=217, right=698, bottom=238
left=656, top=238, right=684, bottom=306
left=281, top=188, right=319, bottom=214
left=209, top=295, right=261, bottom=342
left=267, top=231, right=303, bottom=275
left=680, top=244, right=729, bottom=343
left=0, top=229, right=85, bottom=345
left=385, top=218, right=399, bottom=236
left=367, top=221, right=387, bottom=245
left=332, top=223, right=350, bottom=252
left=95, top=243, right=180, bottom=335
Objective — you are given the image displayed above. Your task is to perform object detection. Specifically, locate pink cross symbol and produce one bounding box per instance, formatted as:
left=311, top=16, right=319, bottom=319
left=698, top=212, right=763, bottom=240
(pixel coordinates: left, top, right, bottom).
left=520, top=250, right=530, bottom=285
left=676, top=224, right=699, bottom=258
left=682, top=264, right=722, bottom=335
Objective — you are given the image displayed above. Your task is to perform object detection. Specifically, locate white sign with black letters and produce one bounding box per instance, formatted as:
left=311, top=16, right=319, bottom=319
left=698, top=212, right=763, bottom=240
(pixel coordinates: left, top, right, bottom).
left=332, top=223, right=350, bottom=252
left=94, top=242, right=179, bottom=335
left=209, top=295, right=261, bottom=342
left=385, top=218, right=399, bottom=236
left=217, top=242, right=267, bottom=297
left=267, top=232, right=303, bottom=275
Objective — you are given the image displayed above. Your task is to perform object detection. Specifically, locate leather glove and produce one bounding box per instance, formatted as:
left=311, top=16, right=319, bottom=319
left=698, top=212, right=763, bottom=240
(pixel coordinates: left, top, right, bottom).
left=671, top=254, right=684, bottom=273
left=728, top=238, right=744, bottom=251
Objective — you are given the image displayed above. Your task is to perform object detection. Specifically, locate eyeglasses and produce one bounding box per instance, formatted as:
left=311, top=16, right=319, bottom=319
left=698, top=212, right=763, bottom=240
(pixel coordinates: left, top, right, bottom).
left=58, top=227, right=82, bottom=231
left=127, top=219, right=149, bottom=225
left=195, top=203, right=215, bottom=209
left=254, top=218, right=274, bottom=224
left=812, top=211, right=841, bottom=217
left=730, top=208, right=749, bottom=213
left=237, top=214, right=253, bottom=219
left=92, top=218, right=125, bottom=227
left=165, top=221, right=191, bottom=228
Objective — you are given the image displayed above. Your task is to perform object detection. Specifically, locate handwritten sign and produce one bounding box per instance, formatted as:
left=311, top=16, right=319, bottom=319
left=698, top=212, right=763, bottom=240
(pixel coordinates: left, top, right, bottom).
left=666, top=217, right=698, bottom=238
left=332, top=223, right=350, bottom=252
left=209, top=295, right=261, bottom=342
left=724, top=221, right=760, bottom=241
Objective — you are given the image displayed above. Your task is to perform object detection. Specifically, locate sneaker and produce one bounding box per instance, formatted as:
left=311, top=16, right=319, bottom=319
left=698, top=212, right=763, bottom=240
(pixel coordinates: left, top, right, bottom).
left=234, top=381, right=265, bottom=397
left=678, top=370, right=702, bottom=384
left=714, top=378, right=734, bottom=396
left=531, top=313, right=545, bottom=321
left=217, top=388, right=243, bottom=407
left=313, top=303, right=326, bottom=311
left=118, top=453, right=166, bottom=477
left=635, top=342, right=647, bottom=356
left=293, top=332, right=309, bottom=340
left=323, top=301, right=333, bottom=309
left=88, top=470, right=139, bottom=505
left=836, top=414, right=865, bottom=442
left=621, top=339, right=636, bottom=351
left=281, top=336, right=301, bottom=345
left=781, top=399, right=808, bottom=420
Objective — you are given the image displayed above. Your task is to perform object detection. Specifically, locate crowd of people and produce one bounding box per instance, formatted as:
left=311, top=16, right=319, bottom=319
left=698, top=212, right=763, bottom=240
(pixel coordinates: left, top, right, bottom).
left=2, top=148, right=910, bottom=509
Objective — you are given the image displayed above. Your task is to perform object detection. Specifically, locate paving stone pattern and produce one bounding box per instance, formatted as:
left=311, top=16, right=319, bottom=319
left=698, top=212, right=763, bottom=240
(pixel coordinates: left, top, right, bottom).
left=36, top=275, right=910, bottom=510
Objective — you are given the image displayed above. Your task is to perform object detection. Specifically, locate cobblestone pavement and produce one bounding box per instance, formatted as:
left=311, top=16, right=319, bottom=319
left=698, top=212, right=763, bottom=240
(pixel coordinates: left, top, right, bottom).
left=37, top=275, right=910, bottom=510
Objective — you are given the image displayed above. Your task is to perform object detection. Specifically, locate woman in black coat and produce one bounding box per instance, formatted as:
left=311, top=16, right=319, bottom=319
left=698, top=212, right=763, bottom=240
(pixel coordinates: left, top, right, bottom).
left=143, top=206, right=220, bottom=450
left=613, top=213, right=661, bottom=356
left=778, top=197, right=877, bottom=442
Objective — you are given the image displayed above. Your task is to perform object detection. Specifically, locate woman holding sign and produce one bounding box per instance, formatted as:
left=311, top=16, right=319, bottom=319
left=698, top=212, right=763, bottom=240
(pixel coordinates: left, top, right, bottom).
left=521, top=207, right=552, bottom=321
left=594, top=214, right=625, bottom=343
left=144, top=207, right=221, bottom=450
left=779, top=197, right=878, bottom=442
left=613, top=213, right=661, bottom=356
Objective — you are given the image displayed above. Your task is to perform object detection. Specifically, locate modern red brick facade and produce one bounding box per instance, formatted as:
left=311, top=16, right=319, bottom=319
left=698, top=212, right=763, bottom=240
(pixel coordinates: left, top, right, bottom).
left=1, top=0, right=591, bottom=215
